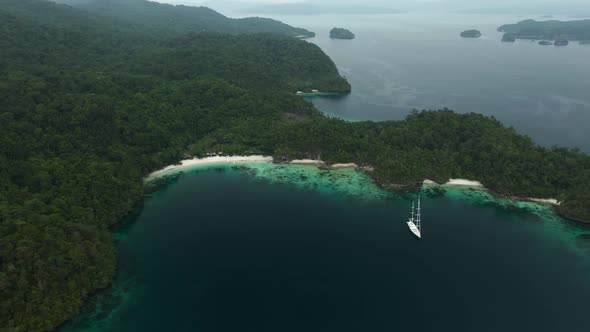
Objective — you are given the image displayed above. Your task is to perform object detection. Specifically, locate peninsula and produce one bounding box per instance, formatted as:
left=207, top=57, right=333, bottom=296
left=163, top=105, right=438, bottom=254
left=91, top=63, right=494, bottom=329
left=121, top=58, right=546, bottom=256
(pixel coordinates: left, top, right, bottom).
left=330, top=27, right=356, bottom=39
left=498, top=19, right=590, bottom=41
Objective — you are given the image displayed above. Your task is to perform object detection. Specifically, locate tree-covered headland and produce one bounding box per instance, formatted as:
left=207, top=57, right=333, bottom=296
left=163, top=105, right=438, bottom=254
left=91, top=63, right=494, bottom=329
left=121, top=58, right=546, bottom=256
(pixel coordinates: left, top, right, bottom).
left=1, top=1, right=589, bottom=331
left=498, top=19, right=590, bottom=41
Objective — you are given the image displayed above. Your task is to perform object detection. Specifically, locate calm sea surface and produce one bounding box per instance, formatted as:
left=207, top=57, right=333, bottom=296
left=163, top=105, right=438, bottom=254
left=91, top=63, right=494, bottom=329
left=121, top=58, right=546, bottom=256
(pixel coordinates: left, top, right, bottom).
left=63, top=164, right=590, bottom=332
left=260, top=13, right=590, bottom=151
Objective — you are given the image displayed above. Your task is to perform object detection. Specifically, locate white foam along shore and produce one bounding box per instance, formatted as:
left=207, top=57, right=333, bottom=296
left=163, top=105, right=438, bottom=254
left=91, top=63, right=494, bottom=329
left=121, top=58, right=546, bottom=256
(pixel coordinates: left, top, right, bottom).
left=146, top=155, right=273, bottom=179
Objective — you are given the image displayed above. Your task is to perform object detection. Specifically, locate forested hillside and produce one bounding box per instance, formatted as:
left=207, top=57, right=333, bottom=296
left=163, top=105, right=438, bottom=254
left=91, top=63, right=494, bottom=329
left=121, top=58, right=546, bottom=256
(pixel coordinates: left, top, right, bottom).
left=0, top=0, right=348, bottom=92
left=57, top=0, right=316, bottom=37
left=141, top=33, right=351, bottom=92
left=1, top=1, right=589, bottom=331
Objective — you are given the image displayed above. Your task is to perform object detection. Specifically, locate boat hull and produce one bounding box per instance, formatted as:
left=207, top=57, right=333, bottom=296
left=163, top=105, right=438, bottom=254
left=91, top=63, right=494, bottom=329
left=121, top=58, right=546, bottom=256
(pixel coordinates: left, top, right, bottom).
left=407, top=221, right=421, bottom=239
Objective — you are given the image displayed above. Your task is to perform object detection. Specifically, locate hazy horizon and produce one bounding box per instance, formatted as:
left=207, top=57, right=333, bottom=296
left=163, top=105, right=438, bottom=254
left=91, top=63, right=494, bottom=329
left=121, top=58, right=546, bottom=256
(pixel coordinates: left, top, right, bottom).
left=153, top=0, right=590, bottom=16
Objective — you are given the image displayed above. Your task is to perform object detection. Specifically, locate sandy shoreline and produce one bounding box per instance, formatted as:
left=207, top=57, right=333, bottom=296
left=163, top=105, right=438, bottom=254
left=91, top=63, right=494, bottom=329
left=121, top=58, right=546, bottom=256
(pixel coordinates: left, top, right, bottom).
left=148, top=159, right=561, bottom=207
left=423, top=178, right=484, bottom=187
left=330, top=163, right=358, bottom=169
left=146, top=155, right=273, bottom=179
left=147, top=156, right=360, bottom=180
left=445, top=178, right=484, bottom=187
left=527, top=198, right=561, bottom=206
left=289, top=160, right=359, bottom=169
left=423, top=178, right=560, bottom=206
left=289, top=159, right=325, bottom=165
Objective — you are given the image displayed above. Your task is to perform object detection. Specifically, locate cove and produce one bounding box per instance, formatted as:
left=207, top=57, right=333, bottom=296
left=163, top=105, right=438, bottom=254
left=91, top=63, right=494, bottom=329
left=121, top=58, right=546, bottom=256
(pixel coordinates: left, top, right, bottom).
left=62, top=162, right=590, bottom=332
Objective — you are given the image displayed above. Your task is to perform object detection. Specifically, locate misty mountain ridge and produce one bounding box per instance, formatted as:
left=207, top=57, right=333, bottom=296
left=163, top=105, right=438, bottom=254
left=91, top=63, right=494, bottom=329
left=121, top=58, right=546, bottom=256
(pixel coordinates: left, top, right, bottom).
left=51, top=0, right=315, bottom=37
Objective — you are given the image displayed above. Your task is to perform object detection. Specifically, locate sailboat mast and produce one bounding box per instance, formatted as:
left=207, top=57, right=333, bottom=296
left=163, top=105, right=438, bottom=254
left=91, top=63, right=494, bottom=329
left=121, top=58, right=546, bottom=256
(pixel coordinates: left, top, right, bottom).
left=416, top=195, right=421, bottom=230
left=411, top=201, right=415, bottom=221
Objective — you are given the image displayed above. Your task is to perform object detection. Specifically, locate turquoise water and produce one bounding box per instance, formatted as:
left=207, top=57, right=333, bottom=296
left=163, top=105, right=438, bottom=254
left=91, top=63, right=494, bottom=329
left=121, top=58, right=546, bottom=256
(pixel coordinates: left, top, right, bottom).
left=63, top=163, right=590, bottom=332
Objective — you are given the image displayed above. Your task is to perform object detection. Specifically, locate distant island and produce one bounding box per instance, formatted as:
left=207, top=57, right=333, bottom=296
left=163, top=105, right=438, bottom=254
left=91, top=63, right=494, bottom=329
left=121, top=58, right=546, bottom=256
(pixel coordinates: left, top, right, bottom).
left=330, top=27, right=355, bottom=40
left=554, top=38, right=569, bottom=46
left=538, top=40, right=553, bottom=45
left=502, top=33, right=516, bottom=42
left=498, top=19, right=590, bottom=41
left=460, top=29, right=482, bottom=38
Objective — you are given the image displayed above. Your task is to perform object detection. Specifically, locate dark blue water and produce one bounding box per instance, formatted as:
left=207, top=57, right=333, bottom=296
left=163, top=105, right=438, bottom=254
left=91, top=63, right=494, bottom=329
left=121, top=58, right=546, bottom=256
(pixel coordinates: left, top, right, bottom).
left=64, top=166, right=590, bottom=332
left=257, top=12, right=590, bottom=151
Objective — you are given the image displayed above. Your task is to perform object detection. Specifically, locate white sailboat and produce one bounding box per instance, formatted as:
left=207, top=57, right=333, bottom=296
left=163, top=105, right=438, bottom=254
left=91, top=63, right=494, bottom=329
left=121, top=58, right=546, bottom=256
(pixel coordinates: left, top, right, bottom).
left=406, top=195, right=421, bottom=239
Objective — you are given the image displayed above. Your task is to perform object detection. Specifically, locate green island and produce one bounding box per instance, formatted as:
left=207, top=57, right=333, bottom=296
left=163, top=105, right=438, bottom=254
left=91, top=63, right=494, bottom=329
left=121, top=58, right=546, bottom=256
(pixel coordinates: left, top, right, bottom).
left=498, top=19, right=590, bottom=41
left=554, top=38, right=569, bottom=46
left=330, top=27, right=356, bottom=40
left=460, top=29, right=482, bottom=38
left=1, top=0, right=590, bottom=331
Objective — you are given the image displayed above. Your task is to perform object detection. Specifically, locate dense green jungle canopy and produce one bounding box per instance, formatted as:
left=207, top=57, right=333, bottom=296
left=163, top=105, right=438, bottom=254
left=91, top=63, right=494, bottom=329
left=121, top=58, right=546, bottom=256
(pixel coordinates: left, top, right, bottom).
left=1, top=1, right=589, bottom=331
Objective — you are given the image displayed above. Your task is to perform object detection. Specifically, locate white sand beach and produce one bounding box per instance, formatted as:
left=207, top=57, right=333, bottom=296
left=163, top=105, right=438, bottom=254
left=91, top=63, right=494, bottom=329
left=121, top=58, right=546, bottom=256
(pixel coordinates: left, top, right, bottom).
left=442, top=178, right=560, bottom=206
left=147, top=155, right=273, bottom=179
left=289, top=159, right=325, bottom=165
left=330, top=163, right=358, bottom=169
left=445, top=178, right=484, bottom=187
left=527, top=198, right=561, bottom=206
left=423, top=179, right=437, bottom=184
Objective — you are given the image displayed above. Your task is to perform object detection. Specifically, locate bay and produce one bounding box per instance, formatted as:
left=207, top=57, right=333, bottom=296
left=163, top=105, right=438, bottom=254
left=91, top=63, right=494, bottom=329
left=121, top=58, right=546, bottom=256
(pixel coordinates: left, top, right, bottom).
left=63, top=163, right=590, bottom=332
